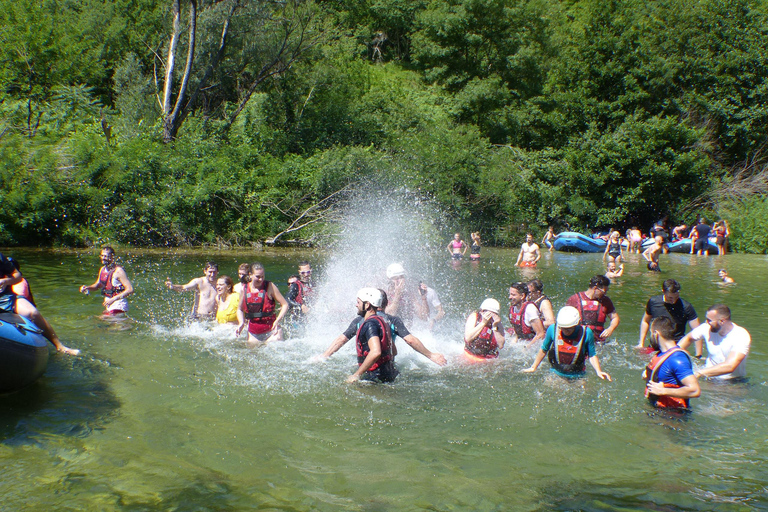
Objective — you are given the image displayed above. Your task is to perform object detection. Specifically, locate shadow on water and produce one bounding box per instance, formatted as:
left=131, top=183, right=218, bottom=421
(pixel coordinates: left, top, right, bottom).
left=0, top=351, right=120, bottom=446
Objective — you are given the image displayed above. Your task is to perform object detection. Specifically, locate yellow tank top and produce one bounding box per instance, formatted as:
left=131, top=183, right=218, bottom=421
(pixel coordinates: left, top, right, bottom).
left=216, top=292, right=240, bottom=324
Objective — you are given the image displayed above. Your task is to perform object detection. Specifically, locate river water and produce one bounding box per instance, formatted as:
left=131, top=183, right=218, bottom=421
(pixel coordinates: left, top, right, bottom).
left=1, top=245, right=767, bottom=511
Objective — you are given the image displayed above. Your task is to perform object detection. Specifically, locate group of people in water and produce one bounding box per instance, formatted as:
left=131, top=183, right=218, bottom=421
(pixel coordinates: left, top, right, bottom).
left=0, top=227, right=750, bottom=411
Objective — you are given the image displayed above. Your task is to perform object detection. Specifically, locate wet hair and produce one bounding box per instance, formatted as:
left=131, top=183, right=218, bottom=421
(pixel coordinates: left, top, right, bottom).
left=528, top=278, right=544, bottom=292
left=589, top=275, right=610, bottom=289
left=662, top=279, right=681, bottom=293
left=650, top=316, right=676, bottom=347
left=510, top=282, right=528, bottom=297
left=707, top=304, right=731, bottom=319
left=218, top=275, right=234, bottom=292
left=718, top=268, right=727, bottom=274
left=378, top=288, right=389, bottom=310
left=102, top=246, right=115, bottom=257
left=298, top=261, right=310, bottom=268
left=250, top=262, right=265, bottom=274
left=205, top=261, right=219, bottom=271
left=238, top=263, right=251, bottom=273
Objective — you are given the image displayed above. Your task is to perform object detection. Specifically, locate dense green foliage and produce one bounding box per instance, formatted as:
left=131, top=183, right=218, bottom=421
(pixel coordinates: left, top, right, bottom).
left=1, top=0, right=766, bottom=251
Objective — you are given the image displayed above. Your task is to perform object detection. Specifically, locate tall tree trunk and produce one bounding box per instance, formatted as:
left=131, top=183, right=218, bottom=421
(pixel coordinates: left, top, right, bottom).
left=162, top=0, right=197, bottom=143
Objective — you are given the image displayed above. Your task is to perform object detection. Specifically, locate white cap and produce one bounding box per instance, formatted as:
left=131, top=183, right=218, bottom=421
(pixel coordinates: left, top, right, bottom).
left=479, top=298, right=500, bottom=315
left=556, top=306, right=581, bottom=328
left=357, top=288, right=383, bottom=308
left=386, top=263, right=406, bottom=279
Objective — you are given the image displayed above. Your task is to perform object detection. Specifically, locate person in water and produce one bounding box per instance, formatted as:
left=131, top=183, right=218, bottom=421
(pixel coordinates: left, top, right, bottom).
left=415, top=281, right=445, bottom=330
left=233, top=263, right=250, bottom=296
left=384, top=263, right=415, bottom=323
left=718, top=269, right=734, bottom=283
left=628, top=227, right=643, bottom=254
left=322, top=288, right=399, bottom=383
left=691, top=217, right=711, bottom=255
left=1, top=252, right=79, bottom=355
left=642, top=316, right=700, bottom=410
left=236, top=262, right=288, bottom=346
left=713, top=220, right=729, bottom=255
left=523, top=306, right=611, bottom=380
left=470, top=232, right=482, bottom=260
left=527, top=279, right=555, bottom=329
left=319, top=289, right=447, bottom=368
left=565, top=275, right=620, bottom=342
left=678, top=304, right=751, bottom=380
left=215, top=276, right=240, bottom=325
left=541, top=226, right=556, bottom=252
left=602, top=231, right=624, bottom=265
left=515, top=233, right=541, bottom=267
left=605, top=261, right=624, bottom=280
left=507, top=282, right=546, bottom=346
left=637, top=279, right=700, bottom=348
left=285, top=261, right=314, bottom=317
left=463, top=298, right=505, bottom=360
left=447, top=233, right=468, bottom=260
left=642, top=235, right=664, bottom=271
left=165, top=261, right=219, bottom=319
left=79, top=246, right=134, bottom=317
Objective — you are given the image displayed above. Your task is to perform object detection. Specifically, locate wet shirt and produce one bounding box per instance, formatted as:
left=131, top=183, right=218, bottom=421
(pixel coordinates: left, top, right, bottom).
left=540, top=325, right=597, bottom=358
left=343, top=312, right=409, bottom=340
left=694, top=223, right=711, bottom=239
left=645, top=295, right=698, bottom=341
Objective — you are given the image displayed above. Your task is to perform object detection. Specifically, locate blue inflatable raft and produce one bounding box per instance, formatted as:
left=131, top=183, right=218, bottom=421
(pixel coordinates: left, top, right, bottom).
left=641, top=237, right=719, bottom=254
left=0, top=312, right=49, bottom=392
left=553, top=232, right=607, bottom=253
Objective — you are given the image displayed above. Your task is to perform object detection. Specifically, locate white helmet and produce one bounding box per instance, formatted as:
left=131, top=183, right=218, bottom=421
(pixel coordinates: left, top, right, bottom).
left=479, top=298, right=500, bottom=315
left=556, top=306, right=581, bottom=328
left=386, top=263, right=406, bottom=279
left=357, top=288, right=383, bottom=308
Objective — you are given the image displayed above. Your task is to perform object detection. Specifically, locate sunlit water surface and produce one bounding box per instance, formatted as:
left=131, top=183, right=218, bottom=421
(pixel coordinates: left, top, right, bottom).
left=2, top=245, right=767, bottom=511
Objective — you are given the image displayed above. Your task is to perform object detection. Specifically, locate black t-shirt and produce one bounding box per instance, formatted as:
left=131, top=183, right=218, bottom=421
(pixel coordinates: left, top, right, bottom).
left=356, top=317, right=385, bottom=356
left=645, top=295, right=698, bottom=340
left=342, top=312, right=409, bottom=340
left=694, top=223, right=711, bottom=239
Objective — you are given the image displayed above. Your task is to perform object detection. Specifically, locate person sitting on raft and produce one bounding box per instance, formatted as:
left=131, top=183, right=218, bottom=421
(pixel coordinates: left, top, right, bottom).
left=507, top=282, right=546, bottom=347
left=463, top=298, right=505, bottom=360
left=79, top=246, right=134, bottom=317
left=7, top=257, right=35, bottom=305
left=522, top=306, right=611, bottom=380
left=1, top=252, right=79, bottom=355
left=470, top=232, right=482, bottom=260
left=527, top=279, right=554, bottom=329
left=447, top=233, right=468, bottom=260
left=642, top=317, right=700, bottom=410
left=235, top=263, right=289, bottom=347
left=320, top=288, right=399, bottom=383
left=671, top=223, right=688, bottom=242
left=515, top=233, right=541, bottom=267
left=565, top=275, right=620, bottom=342
left=215, top=276, right=240, bottom=325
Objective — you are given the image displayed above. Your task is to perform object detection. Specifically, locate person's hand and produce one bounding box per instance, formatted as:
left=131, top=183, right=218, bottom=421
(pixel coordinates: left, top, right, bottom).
left=308, top=354, right=327, bottom=364
left=235, top=323, right=245, bottom=336
left=164, top=279, right=173, bottom=289
left=597, top=371, right=612, bottom=381
left=599, top=328, right=614, bottom=340
left=103, top=298, right=113, bottom=308
left=79, top=285, right=88, bottom=294
left=646, top=381, right=667, bottom=394
left=429, top=353, right=447, bottom=366
left=301, top=305, right=310, bottom=314
left=345, top=374, right=360, bottom=384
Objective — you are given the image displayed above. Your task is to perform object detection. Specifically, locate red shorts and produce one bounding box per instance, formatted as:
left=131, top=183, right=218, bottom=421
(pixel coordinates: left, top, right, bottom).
left=103, top=309, right=126, bottom=316
left=519, top=261, right=537, bottom=268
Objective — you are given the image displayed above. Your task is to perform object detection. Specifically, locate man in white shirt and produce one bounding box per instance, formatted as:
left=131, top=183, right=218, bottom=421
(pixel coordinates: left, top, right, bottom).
left=678, top=304, right=750, bottom=380
left=416, top=281, right=445, bottom=330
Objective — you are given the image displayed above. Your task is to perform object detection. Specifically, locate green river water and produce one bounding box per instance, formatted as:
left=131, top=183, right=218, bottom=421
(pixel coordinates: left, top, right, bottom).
left=1, top=244, right=767, bottom=511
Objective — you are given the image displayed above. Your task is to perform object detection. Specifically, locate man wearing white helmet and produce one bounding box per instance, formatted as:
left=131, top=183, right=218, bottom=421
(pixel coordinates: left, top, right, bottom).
left=319, top=288, right=399, bottom=383
left=463, top=298, right=505, bottom=360
left=523, top=306, right=611, bottom=380
left=385, top=263, right=415, bottom=323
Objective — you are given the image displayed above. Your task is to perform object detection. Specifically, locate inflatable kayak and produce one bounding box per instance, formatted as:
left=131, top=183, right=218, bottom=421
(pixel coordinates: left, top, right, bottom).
left=0, top=312, right=49, bottom=392
left=641, top=237, right=719, bottom=253
left=553, top=232, right=606, bottom=253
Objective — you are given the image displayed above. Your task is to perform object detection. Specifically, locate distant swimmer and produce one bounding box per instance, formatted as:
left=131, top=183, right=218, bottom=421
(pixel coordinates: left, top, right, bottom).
left=605, top=261, right=624, bottom=280
left=320, top=288, right=399, bottom=383
left=718, top=269, right=734, bottom=283
left=79, top=246, right=134, bottom=317
left=507, top=282, right=545, bottom=346
left=541, top=226, right=556, bottom=252
left=236, top=263, right=288, bottom=346
left=2, top=252, right=78, bottom=355
left=515, top=233, right=541, bottom=267
left=215, top=276, right=240, bottom=325
left=319, top=289, right=446, bottom=368
left=565, top=275, right=620, bottom=342
left=415, top=281, right=445, bottom=330
left=463, top=298, right=505, bottom=360
left=385, top=263, right=415, bottom=323
left=523, top=306, right=611, bottom=380
left=470, top=232, right=482, bottom=260
left=642, top=316, right=700, bottom=409
left=678, top=304, right=751, bottom=380
left=527, top=279, right=555, bottom=328
left=447, top=233, right=468, bottom=260
left=642, top=235, right=664, bottom=271
left=637, top=279, right=699, bottom=348
left=285, top=261, right=314, bottom=317
left=602, top=231, right=624, bottom=265
left=165, top=261, right=219, bottom=319
left=233, top=263, right=250, bottom=296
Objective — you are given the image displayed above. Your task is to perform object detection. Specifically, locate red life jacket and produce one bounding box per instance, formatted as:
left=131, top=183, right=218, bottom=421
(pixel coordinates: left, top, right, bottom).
left=547, top=325, right=588, bottom=374
left=295, top=280, right=313, bottom=305
left=355, top=315, right=395, bottom=371
left=465, top=312, right=499, bottom=359
left=644, top=347, right=689, bottom=409
left=509, top=301, right=536, bottom=340
left=99, top=266, right=125, bottom=298
left=244, top=280, right=276, bottom=332
left=574, top=291, right=607, bottom=334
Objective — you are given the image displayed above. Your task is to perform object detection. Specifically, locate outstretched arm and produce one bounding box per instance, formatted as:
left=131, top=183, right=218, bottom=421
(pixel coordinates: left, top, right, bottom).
left=588, top=356, right=612, bottom=381
left=166, top=277, right=200, bottom=292
left=522, top=349, right=547, bottom=373
left=402, top=334, right=447, bottom=366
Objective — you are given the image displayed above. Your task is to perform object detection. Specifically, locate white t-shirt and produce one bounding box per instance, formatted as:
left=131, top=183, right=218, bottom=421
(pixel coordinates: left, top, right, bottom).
left=424, top=288, right=441, bottom=320
left=690, top=322, right=751, bottom=379
left=512, top=303, right=540, bottom=328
